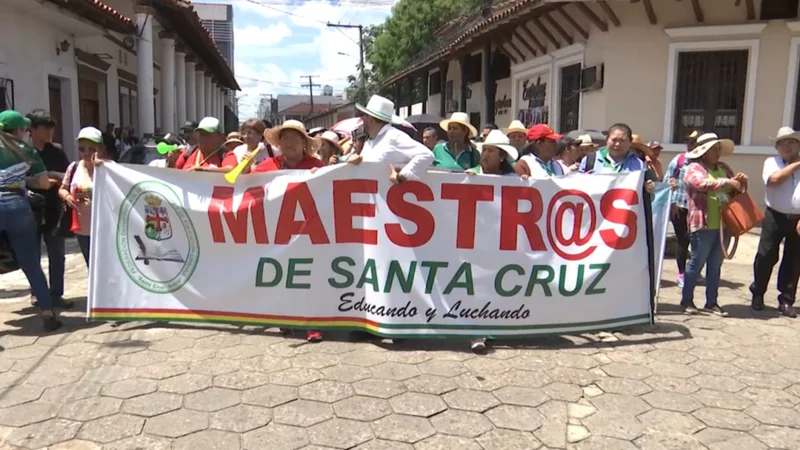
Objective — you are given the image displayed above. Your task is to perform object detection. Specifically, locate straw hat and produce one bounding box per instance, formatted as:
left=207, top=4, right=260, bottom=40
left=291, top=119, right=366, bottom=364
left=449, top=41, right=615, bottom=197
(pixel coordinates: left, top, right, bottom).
left=264, top=120, right=319, bottom=153
left=630, top=134, right=650, bottom=154
left=576, top=134, right=597, bottom=148
left=477, top=130, right=519, bottom=163
left=224, top=131, right=244, bottom=146
left=771, top=126, right=800, bottom=143
left=440, top=112, right=478, bottom=138
left=316, top=130, right=344, bottom=155
left=356, top=95, right=403, bottom=125
left=686, top=132, right=735, bottom=160
left=502, top=120, right=526, bottom=136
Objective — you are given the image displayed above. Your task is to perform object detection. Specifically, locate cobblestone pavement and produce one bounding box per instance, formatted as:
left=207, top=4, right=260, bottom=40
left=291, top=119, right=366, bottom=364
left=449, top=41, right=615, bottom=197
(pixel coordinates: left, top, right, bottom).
left=0, top=237, right=798, bottom=449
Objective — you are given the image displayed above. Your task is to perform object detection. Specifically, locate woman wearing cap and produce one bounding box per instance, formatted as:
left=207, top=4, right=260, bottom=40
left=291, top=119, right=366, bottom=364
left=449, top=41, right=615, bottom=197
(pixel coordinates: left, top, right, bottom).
left=681, top=133, right=748, bottom=316
left=503, top=120, right=528, bottom=152
left=569, top=134, right=598, bottom=171
left=316, top=131, right=344, bottom=165
left=432, top=113, right=481, bottom=171
left=174, top=117, right=233, bottom=172
left=630, top=135, right=665, bottom=181
left=514, top=124, right=566, bottom=178
left=223, top=132, right=244, bottom=154
left=59, top=127, right=105, bottom=267
left=0, top=111, right=62, bottom=332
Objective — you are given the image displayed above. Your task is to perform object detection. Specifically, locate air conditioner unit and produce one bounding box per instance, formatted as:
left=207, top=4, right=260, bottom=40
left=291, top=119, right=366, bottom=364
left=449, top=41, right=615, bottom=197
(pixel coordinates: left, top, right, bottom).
left=446, top=99, right=458, bottom=113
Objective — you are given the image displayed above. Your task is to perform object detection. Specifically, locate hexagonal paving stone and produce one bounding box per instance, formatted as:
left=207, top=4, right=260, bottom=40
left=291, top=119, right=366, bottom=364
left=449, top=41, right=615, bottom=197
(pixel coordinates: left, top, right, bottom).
left=642, top=391, right=703, bottom=413
left=82, top=365, right=138, bottom=384
left=352, top=439, right=413, bottom=449
left=0, top=401, right=60, bottom=426
left=372, top=414, right=435, bottom=443
left=339, top=350, right=387, bottom=367
left=101, top=378, right=158, bottom=399
left=692, top=389, right=753, bottom=411
left=270, top=368, right=323, bottom=386
left=745, top=404, right=800, bottom=428
left=136, top=361, right=190, bottom=380
left=388, top=392, right=447, bottom=417
left=216, top=344, right=263, bottom=360
left=49, top=439, right=102, bottom=450
left=243, top=384, right=299, bottom=407
left=442, top=388, right=500, bottom=412
left=306, top=418, right=373, bottom=448
left=600, top=362, right=653, bottom=380
left=333, top=395, right=393, bottom=421
left=274, top=400, right=334, bottom=427
left=645, top=375, right=701, bottom=394
left=475, top=429, right=541, bottom=450
left=370, top=362, right=420, bottom=381
left=353, top=378, right=407, bottom=399
left=0, top=383, right=44, bottom=408
left=185, top=387, right=241, bottom=412
left=541, top=382, right=584, bottom=402
left=174, top=429, right=240, bottom=450
left=638, top=409, right=706, bottom=435
left=291, top=353, right=340, bottom=369
left=321, top=364, right=372, bottom=383
left=122, top=391, right=183, bottom=417
left=648, top=361, right=699, bottom=379
left=573, top=436, right=638, bottom=450
left=144, top=409, right=210, bottom=438
left=150, top=337, right=196, bottom=352
left=693, top=407, right=758, bottom=431
left=750, top=424, right=800, bottom=449
left=241, top=355, right=292, bottom=374
left=40, top=381, right=103, bottom=403
left=77, top=414, right=145, bottom=443
left=634, top=432, right=708, bottom=450
left=297, top=379, right=354, bottom=403
left=196, top=334, right=242, bottom=349
left=103, top=434, right=174, bottom=450
left=590, top=393, right=652, bottom=416
left=168, top=347, right=217, bottom=363
left=159, top=373, right=213, bottom=394
left=5, top=418, right=81, bottom=449
left=214, top=370, right=272, bottom=390
left=415, top=434, right=482, bottom=450
left=430, top=409, right=493, bottom=438
left=116, top=350, right=170, bottom=367
left=544, top=367, right=597, bottom=387
left=243, top=423, right=309, bottom=450
left=403, top=375, right=457, bottom=396
left=191, top=358, right=242, bottom=376
left=494, top=386, right=549, bottom=408
left=210, top=404, right=272, bottom=432
left=596, top=377, right=653, bottom=396
left=691, top=374, right=746, bottom=393
left=739, top=387, right=800, bottom=408
left=417, top=360, right=469, bottom=377
left=582, top=412, right=644, bottom=440
left=60, top=396, right=122, bottom=421
left=485, top=404, right=545, bottom=432
left=690, top=360, right=742, bottom=377
left=554, top=354, right=599, bottom=370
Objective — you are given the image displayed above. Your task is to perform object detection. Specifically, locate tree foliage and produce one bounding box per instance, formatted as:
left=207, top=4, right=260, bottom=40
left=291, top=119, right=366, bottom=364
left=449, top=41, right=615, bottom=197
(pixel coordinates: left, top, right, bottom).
left=346, top=0, right=483, bottom=101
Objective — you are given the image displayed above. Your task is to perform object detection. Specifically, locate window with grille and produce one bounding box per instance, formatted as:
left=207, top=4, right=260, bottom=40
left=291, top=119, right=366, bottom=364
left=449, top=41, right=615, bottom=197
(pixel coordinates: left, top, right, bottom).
left=0, top=78, right=13, bottom=111
left=672, top=50, right=748, bottom=144
left=793, top=64, right=800, bottom=130
left=559, top=63, right=581, bottom=133
left=429, top=71, right=442, bottom=96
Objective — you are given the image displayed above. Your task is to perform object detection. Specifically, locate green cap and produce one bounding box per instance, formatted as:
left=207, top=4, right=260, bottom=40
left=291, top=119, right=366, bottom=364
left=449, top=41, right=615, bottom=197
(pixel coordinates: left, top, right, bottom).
left=195, top=117, right=223, bottom=134
left=0, top=110, right=31, bottom=131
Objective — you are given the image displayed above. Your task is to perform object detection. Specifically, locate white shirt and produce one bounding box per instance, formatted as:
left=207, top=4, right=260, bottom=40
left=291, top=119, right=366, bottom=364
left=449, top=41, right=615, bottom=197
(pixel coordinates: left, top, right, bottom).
left=520, top=154, right=565, bottom=178
left=148, top=159, right=167, bottom=168
left=231, top=142, right=279, bottom=165
left=361, top=124, right=434, bottom=180
left=762, top=156, right=800, bottom=214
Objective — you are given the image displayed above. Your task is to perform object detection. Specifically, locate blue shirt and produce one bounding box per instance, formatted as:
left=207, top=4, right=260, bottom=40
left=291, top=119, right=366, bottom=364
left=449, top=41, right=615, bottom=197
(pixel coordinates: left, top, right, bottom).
left=663, top=153, right=689, bottom=209
left=579, top=147, right=648, bottom=174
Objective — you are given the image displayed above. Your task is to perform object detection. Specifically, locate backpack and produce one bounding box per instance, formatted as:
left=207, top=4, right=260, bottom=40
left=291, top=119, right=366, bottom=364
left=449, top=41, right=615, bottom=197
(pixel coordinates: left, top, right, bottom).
left=671, top=152, right=688, bottom=178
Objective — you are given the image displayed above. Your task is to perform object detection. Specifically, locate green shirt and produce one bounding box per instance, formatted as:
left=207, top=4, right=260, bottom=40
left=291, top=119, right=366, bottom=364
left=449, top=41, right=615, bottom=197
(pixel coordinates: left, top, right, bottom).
left=706, top=167, right=730, bottom=230
left=0, top=139, right=47, bottom=208
left=432, top=142, right=480, bottom=172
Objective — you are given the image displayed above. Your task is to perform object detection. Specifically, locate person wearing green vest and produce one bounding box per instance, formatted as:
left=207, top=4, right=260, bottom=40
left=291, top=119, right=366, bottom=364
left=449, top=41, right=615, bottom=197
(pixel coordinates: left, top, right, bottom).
left=432, top=112, right=480, bottom=171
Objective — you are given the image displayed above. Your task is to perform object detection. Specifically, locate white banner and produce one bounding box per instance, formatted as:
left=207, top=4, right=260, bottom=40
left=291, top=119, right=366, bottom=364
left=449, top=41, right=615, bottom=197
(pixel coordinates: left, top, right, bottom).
left=88, top=163, right=654, bottom=337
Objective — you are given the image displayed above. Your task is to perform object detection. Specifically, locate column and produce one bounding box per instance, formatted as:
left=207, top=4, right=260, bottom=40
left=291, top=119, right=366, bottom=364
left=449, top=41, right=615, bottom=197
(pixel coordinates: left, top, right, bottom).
left=483, top=42, right=495, bottom=125
left=175, top=48, right=187, bottom=127
left=195, top=66, right=205, bottom=120
left=220, top=89, right=226, bottom=118
left=204, top=75, right=212, bottom=117
left=135, top=10, right=155, bottom=136
left=185, top=57, right=196, bottom=122
left=160, top=33, right=176, bottom=133
left=210, top=82, right=217, bottom=119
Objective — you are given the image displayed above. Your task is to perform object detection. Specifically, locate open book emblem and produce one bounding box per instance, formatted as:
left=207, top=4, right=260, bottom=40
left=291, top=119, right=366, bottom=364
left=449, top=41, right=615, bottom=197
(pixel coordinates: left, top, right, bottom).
left=134, top=235, right=185, bottom=266
left=143, top=194, right=172, bottom=241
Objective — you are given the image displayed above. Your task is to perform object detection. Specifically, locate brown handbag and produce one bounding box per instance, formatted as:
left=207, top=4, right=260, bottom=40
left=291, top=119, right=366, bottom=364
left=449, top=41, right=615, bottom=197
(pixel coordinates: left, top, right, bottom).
left=719, top=190, right=764, bottom=259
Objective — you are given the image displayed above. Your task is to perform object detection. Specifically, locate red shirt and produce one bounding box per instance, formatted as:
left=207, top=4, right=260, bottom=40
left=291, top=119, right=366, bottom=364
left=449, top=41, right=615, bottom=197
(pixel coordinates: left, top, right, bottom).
left=252, top=154, right=324, bottom=173
left=175, top=148, right=232, bottom=171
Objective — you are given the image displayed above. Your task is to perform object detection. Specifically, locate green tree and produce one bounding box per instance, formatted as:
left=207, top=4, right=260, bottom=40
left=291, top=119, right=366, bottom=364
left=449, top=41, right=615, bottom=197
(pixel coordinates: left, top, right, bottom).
left=346, top=0, right=483, bottom=101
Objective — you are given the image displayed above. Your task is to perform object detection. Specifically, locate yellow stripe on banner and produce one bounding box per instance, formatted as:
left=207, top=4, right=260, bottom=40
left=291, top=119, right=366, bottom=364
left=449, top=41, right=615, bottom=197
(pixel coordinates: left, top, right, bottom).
left=89, top=312, right=382, bottom=330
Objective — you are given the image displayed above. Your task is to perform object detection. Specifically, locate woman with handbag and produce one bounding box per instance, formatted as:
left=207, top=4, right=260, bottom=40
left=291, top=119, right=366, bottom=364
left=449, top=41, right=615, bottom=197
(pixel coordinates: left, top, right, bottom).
left=59, top=127, right=104, bottom=266
left=682, top=133, right=748, bottom=316
left=0, top=111, right=62, bottom=332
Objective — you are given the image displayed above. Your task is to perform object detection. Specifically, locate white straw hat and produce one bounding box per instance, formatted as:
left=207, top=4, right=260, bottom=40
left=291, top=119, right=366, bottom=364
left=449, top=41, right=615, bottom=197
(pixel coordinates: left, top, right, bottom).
left=686, top=132, right=735, bottom=159
left=477, top=130, right=519, bottom=162
left=440, top=112, right=478, bottom=139
left=503, top=120, right=526, bottom=136
left=356, top=95, right=403, bottom=125
left=771, top=126, right=800, bottom=143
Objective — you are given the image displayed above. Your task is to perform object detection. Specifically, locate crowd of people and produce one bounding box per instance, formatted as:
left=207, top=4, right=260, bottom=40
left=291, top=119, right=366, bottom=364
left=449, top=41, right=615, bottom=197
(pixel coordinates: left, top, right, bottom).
left=0, top=93, right=797, bottom=354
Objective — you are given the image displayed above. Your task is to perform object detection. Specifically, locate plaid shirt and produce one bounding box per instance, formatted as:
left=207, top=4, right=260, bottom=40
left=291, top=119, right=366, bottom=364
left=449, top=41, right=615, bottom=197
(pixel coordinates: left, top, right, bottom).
left=683, top=161, right=734, bottom=233
left=664, top=153, right=689, bottom=208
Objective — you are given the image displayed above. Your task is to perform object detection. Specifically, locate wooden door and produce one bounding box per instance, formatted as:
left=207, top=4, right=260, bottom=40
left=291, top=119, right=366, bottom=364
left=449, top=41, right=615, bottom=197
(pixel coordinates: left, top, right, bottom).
left=48, top=76, right=63, bottom=144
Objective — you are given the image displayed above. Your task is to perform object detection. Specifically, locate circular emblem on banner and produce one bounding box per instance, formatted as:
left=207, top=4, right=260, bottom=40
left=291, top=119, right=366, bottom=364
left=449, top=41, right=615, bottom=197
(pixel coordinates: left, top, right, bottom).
left=116, top=181, right=200, bottom=294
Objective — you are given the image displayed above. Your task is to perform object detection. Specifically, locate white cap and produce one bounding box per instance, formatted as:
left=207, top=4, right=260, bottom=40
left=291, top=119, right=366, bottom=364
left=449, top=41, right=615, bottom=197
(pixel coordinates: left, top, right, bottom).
left=76, top=127, right=103, bottom=144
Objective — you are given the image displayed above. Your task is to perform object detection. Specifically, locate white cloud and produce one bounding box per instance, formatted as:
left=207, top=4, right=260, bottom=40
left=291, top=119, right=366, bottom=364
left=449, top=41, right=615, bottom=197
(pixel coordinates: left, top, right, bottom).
left=234, top=23, right=293, bottom=47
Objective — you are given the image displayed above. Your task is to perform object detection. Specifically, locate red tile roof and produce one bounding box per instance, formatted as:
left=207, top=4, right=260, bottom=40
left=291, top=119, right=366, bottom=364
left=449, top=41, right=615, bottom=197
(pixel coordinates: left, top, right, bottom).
left=45, top=0, right=136, bottom=34
left=280, top=103, right=335, bottom=115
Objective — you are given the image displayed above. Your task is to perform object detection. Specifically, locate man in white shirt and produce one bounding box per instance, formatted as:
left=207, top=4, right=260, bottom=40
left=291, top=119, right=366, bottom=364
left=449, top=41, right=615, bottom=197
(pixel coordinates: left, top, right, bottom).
left=349, top=95, right=434, bottom=183
left=751, top=127, right=800, bottom=317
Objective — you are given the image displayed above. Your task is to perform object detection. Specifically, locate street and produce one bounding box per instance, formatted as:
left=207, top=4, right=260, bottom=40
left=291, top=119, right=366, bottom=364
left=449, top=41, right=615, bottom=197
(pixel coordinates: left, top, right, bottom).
left=0, top=236, right=798, bottom=449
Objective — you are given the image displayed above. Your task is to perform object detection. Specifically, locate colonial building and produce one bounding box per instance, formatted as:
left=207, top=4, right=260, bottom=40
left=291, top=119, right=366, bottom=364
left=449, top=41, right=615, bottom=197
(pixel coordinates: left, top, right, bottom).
left=0, top=0, right=238, bottom=157
left=386, top=0, right=800, bottom=209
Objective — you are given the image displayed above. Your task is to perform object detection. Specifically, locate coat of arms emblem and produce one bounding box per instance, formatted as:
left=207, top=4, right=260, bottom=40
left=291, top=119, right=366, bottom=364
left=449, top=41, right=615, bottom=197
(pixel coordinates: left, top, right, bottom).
left=143, top=194, right=172, bottom=241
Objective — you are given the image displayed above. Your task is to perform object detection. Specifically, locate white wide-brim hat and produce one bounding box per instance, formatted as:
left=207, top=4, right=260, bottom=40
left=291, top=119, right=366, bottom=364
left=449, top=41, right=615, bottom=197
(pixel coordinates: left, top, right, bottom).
left=356, top=95, right=403, bottom=125
left=686, top=132, right=735, bottom=159
left=771, top=126, right=800, bottom=143
left=503, top=120, right=526, bottom=136
left=440, top=112, right=478, bottom=139
left=477, top=130, right=519, bottom=162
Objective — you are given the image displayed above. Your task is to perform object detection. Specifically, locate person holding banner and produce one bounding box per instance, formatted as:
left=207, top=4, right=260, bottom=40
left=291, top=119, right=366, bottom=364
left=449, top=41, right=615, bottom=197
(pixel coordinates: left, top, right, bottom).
left=578, top=124, right=656, bottom=195
left=252, top=120, right=324, bottom=174
left=348, top=95, right=434, bottom=183
left=431, top=112, right=481, bottom=171
left=682, top=133, right=747, bottom=316
left=173, top=118, right=232, bottom=172
left=221, top=119, right=276, bottom=176
left=513, top=124, right=566, bottom=178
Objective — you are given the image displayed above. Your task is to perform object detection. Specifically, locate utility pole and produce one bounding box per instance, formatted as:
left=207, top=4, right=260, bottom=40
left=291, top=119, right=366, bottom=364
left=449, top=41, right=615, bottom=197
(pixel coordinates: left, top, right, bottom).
left=327, top=22, right=365, bottom=102
left=301, top=75, right=321, bottom=113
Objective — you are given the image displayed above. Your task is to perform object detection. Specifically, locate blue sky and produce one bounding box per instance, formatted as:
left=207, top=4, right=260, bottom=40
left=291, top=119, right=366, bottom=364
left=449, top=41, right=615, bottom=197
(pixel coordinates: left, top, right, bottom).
left=201, top=0, right=399, bottom=118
